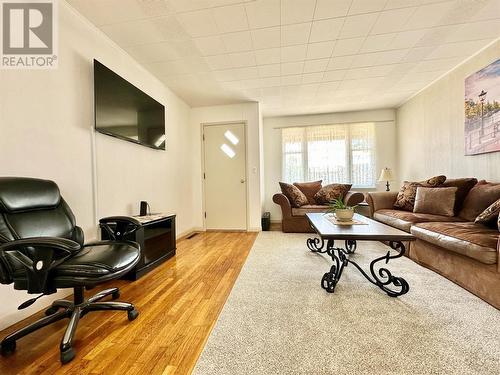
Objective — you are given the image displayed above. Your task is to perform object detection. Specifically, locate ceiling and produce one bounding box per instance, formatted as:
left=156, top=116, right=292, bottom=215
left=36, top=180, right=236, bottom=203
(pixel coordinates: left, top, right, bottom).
left=67, top=0, right=500, bottom=116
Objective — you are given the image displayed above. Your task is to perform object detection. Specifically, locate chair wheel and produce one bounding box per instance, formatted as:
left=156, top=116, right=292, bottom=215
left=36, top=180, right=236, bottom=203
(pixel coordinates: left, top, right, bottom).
left=45, top=306, right=59, bottom=316
left=1, top=340, right=16, bottom=356
left=112, top=291, right=120, bottom=300
left=60, top=347, right=76, bottom=364
left=127, top=309, right=139, bottom=321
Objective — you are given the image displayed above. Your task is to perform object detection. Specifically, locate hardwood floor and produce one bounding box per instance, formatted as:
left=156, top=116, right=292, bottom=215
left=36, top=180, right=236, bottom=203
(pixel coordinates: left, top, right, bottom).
left=0, top=232, right=258, bottom=375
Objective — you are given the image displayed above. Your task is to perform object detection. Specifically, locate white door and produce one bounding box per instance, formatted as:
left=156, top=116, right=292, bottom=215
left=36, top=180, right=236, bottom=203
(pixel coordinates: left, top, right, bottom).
left=203, top=123, right=247, bottom=230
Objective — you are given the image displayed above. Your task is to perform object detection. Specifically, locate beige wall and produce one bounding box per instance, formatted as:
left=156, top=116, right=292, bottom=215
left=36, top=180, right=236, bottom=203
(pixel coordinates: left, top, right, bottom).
left=397, top=40, right=500, bottom=183
left=263, top=109, right=398, bottom=221
left=0, top=2, right=199, bottom=329
left=190, top=103, right=263, bottom=231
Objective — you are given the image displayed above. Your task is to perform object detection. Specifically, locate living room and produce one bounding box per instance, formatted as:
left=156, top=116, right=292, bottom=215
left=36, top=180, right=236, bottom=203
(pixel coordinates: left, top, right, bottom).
left=0, top=0, right=499, bottom=374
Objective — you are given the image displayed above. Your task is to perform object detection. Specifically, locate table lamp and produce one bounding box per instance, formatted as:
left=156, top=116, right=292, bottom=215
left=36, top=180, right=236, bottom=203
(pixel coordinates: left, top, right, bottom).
left=378, top=168, right=394, bottom=191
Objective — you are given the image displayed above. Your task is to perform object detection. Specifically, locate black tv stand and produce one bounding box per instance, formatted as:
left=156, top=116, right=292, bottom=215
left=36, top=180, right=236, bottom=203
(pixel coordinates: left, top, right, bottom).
left=101, top=213, right=176, bottom=280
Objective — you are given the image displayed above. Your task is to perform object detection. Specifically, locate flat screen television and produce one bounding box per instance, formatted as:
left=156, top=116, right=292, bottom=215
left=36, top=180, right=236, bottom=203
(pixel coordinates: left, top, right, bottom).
left=94, top=60, right=166, bottom=150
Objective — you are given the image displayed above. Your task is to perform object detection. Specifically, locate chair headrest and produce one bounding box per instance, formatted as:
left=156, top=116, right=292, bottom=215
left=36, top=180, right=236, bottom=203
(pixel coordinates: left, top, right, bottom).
left=0, top=177, right=61, bottom=213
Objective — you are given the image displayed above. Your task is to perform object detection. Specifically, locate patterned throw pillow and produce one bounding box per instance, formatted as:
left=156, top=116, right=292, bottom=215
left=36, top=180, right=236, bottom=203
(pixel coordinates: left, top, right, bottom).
left=314, top=184, right=352, bottom=205
left=475, top=198, right=500, bottom=225
left=279, top=182, right=308, bottom=208
left=394, top=175, right=446, bottom=212
left=293, top=180, right=322, bottom=205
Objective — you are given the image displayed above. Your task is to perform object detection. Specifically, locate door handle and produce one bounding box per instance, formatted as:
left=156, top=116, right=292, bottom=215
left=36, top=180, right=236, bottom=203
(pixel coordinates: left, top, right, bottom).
left=240, top=179, right=245, bottom=183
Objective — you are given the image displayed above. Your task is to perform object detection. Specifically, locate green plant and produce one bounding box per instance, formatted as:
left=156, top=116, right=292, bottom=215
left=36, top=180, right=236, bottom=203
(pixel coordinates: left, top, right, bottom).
left=327, top=198, right=357, bottom=213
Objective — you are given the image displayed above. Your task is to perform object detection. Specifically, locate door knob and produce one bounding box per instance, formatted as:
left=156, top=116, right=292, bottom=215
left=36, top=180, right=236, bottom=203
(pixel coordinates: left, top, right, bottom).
left=240, top=179, right=245, bottom=183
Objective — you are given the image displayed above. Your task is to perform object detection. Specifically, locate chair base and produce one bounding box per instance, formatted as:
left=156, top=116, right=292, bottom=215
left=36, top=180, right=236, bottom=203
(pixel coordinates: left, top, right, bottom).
left=0, top=286, right=138, bottom=364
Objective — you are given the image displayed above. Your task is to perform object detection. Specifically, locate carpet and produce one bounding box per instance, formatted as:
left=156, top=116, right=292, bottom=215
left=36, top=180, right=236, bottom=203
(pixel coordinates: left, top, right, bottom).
left=192, top=232, right=500, bottom=375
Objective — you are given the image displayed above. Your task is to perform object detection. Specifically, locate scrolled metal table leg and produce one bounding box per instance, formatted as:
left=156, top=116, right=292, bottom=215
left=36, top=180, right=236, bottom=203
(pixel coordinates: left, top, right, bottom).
left=345, top=239, right=357, bottom=254
left=307, top=237, right=329, bottom=253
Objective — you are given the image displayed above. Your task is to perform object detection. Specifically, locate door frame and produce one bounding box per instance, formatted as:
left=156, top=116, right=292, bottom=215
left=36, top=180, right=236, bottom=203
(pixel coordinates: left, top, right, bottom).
left=201, top=121, right=249, bottom=231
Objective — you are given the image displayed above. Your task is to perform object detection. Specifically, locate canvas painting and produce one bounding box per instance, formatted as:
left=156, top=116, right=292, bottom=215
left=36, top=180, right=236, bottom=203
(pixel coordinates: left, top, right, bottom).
left=464, top=58, right=500, bottom=155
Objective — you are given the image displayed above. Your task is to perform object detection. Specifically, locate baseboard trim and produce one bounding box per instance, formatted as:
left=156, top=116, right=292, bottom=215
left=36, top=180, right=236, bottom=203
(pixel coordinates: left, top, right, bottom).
left=177, top=227, right=205, bottom=241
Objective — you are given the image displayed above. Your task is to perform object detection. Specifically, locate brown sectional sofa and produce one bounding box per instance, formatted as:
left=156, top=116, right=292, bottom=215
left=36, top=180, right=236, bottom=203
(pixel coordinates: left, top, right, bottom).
left=273, top=191, right=365, bottom=233
left=366, top=183, right=500, bottom=309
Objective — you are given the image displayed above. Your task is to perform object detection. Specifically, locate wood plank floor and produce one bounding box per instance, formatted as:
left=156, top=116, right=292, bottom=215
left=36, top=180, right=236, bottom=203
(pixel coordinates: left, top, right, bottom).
left=0, top=232, right=258, bottom=375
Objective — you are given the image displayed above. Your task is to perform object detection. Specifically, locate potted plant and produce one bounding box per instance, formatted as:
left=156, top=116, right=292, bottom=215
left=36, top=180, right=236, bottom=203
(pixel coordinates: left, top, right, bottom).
left=327, top=198, right=357, bottom=221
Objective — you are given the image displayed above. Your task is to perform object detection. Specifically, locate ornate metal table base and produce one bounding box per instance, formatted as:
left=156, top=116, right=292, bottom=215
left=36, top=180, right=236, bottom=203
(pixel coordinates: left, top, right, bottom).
left=307, top=237, right=409, bottom=297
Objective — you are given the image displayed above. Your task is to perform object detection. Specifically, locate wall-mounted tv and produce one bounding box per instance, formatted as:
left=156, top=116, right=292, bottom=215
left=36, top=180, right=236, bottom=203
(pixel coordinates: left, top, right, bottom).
left=94, top=59, right=166, bottom=150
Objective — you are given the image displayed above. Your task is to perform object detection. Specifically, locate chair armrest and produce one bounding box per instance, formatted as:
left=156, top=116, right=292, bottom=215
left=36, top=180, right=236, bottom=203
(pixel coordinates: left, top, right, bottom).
left=345, top=191, right=364, bottom=207
left=0, top=237, right=80, bottom=293
left=365, top=191, right=399, bottom=218
left=273, top=193, right=292, bottom=219
left=99, top=216, right=142, bottom=241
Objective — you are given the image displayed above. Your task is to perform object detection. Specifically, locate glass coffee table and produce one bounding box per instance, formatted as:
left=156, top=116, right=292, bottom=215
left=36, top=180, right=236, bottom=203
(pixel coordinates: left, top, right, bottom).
left=306, top=213, right=415, bottom=297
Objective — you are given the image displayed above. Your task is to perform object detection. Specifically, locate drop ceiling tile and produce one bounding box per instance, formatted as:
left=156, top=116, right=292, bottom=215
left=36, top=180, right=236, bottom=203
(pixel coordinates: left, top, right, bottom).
left=470, top=0, right=500, bottom=22
left=205, top=54, right=234, bottom=70
left=281, top=45, right=308, bottom=62
left=424, top=39, right=491, bottom=60
left=344, top=65, right=394, bottom=79
left=281, top=23, right=312, bottom=46
left=302, top=72, right=325, bottom=83
left=333, top=37, right=365, bottom=56
left=214, top=66, right=259, bottom=81
left=303, top=58, right=330, bottom=73
left=404, top=1, right=455, bottom=30
left=281, top=75, right=303, bottom=86
left=402, top=46, right=433, bottom=62
left=327, top=55, right=354, bottom=70
left=258, top=64, right=281, bottom=77
left=446, top=19, right=500, bottom=44
left=314, top=0, right=352, bottom=19
left=281, top=0, right=316, bottom=25
left=245, top=0, right=281, bottom=29
left=213, top=4, right=249, bottom=33
left=260, top=76, right=282, bottom=88
left=229, top=51, right=256, bottom=68
left=255, top=48, right=281, bottom=64
left=100, top=18, right=167, bottom=46
left=339, top=13, right=379, bottom=39
left=281, top=61, right=304, bottom=75
left=370, top=7, right=416, bottom=34
left=384, top=0, right=420, bottom=10
left=222, top=31, right=253, bottom=52
left=306, top=41, right=336, bottom=60
left=125, top=42, right=179, bottom=63
left=194, top=35, right=227, bottom=56
left=389, top=29, right=427, bottom=49
left=251, top=27, right=281, bottom=49
left=323, top=69, right=347, bottom=81
left=349, top=0, right=387, bottom=15
left=360, top=34, right=395, bottom=53
left=176, top=9, right=218, bottom=38
left=309, top=18, right=344, bottom=43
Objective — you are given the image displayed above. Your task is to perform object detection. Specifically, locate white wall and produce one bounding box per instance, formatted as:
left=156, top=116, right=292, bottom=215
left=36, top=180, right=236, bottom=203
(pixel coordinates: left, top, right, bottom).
left=0, top=2, right=198, bottom=329
left=263, top=109, right=397, bottom=221
left=397, top=40, right=500, bottom=183
left=190, top=103, right=263, bottom=231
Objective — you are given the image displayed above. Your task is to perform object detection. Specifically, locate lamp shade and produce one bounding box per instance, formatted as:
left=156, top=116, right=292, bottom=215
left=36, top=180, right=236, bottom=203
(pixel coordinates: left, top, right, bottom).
left=378, top=168, right=394, bottom=182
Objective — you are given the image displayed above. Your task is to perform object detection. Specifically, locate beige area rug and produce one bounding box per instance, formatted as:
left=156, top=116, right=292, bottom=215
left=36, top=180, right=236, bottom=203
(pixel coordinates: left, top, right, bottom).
left=192, top=232, right=500, bottom=375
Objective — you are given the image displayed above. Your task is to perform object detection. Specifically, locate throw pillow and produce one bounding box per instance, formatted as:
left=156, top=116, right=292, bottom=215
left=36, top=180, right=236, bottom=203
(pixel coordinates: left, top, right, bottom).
left=293, top=180, right=322, bottom=205
left=459, top=181, right=500, bottom=222
left=413, top=187, right=457, bottom=217
left=394, top=175, right=446, bottom=211
left=279, top=182, right=308, bottom=208
left=314, top=184, right=352, bottom=205
left=475, top=198, right=500, bottom=225
left=442, top=178, right=478, bottom=214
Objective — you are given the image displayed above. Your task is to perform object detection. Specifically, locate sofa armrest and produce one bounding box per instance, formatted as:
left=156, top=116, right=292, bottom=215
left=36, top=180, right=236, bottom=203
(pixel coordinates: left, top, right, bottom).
left=345, top=191, right=364, bottom=207
left=273, top=193, right=292, bottom=219
left=365, top=191, right=399, bottom=218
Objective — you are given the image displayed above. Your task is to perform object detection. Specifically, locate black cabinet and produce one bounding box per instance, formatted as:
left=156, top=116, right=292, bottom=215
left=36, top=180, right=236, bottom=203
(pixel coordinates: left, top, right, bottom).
left=101, top=214, right=176, bottom=280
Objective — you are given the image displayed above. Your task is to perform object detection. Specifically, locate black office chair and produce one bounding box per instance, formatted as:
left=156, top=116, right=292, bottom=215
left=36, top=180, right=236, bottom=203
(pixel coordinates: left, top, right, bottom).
left=0, top=177, right=142, bottom=364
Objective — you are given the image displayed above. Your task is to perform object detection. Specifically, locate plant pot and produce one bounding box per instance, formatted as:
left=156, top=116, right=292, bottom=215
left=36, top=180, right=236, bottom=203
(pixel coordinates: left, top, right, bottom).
left=334, top=208, right=354, bottom=222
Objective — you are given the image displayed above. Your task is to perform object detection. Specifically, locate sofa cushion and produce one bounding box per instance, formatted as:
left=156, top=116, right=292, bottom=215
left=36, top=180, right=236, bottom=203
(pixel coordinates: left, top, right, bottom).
left=279, top=182, right=308, bottom=208
left=459, top=181, right=500, bottom=221
left=291, top=205, right=328, bottom=216
left=411, top=222, right=498, bottom=265
left=374, top=209, right=465, bottom=233
left=413, top=187, right=457, bottom=217
left=394, top=175, right=446, bottom=211
left=442, top=178, right=478, bottom=213
left=293, top=180, right=322, bottom=205
left=314, top=184, right=351, bottom=205
left=475, top=198, right=500, bottom=226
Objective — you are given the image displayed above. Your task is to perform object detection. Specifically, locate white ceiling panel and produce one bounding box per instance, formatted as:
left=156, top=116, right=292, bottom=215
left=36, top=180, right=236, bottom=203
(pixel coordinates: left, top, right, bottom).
left=67, top=0, right=500, bottom=116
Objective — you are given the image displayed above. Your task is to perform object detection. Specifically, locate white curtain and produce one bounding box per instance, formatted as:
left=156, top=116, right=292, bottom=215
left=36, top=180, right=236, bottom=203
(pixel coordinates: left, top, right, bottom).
left=282, top=123, right=376, bottom=188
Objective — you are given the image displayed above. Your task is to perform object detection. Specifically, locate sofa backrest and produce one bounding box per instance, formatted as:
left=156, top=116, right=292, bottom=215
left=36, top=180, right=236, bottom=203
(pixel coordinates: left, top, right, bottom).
left=459, top=180, right=500, bottom=222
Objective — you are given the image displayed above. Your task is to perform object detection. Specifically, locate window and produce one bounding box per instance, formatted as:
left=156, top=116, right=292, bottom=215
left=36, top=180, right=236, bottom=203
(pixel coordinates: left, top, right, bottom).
left=282, top=123, right=376, bottom=188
